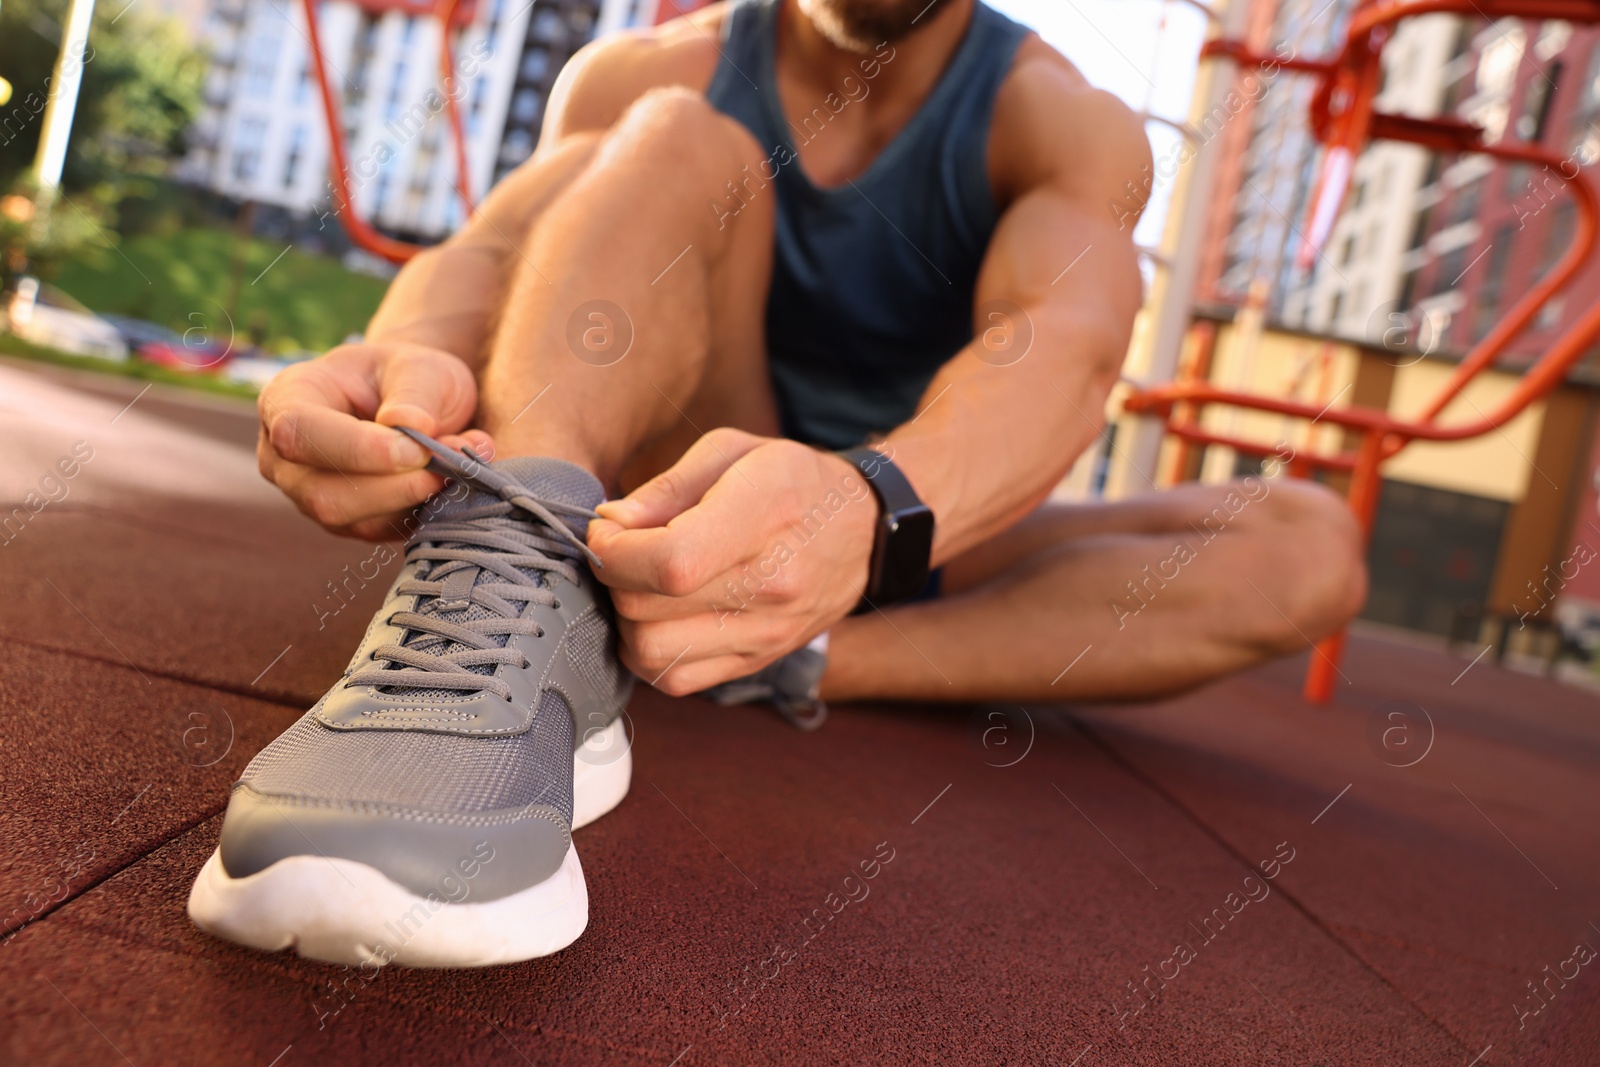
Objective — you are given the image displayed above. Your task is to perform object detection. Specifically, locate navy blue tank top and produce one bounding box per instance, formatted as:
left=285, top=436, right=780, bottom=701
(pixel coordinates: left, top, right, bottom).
left=706, top=0, right=1029, bottom=448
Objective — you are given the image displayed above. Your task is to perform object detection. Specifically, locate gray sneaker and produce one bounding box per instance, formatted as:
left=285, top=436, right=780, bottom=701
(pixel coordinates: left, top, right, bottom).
left=188, top=432, right=633, bottom=967
left=699, top=634, right=829, bottom=731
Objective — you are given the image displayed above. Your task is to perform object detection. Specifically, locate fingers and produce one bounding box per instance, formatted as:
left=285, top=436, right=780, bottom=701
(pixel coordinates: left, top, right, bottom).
left=591, top=438, right=813, bottom=596
left=589, top=514, right=756, bottom=597
left=268, top=449, right=446, bottom=531
left=640, top=654, right=753, bottom=697
left=258, top=343, right=483, bottom=475
left=596, top=427, right=764, bottom=529
left=256, top=343, right=492, bottom=536
left=440, top=429, right=497, bottom=461
left=611, top=582, right=744, bottom=623
left=373, top=345, right=481, bottom=439
left=617, top=612, right=798, bottom=696
left=261, top=398, right=431, bottom=474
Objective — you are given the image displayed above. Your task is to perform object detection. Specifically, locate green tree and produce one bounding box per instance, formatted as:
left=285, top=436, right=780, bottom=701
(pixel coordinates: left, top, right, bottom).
left=0, top=0, right=201, bottom=285
left=0, top=0, right=204, bottom=193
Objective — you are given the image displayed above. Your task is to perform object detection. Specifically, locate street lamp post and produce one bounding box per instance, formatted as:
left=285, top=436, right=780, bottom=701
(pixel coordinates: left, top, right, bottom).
left=34, top=0, right=98, bottom=200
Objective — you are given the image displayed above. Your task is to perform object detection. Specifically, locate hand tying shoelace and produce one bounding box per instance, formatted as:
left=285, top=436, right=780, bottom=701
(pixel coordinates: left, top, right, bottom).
left=346, top=428, right=602, bottom=702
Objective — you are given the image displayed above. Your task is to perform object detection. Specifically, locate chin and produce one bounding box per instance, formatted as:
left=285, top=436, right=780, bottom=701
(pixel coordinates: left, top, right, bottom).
left=798, top=0, right=954, bottom=52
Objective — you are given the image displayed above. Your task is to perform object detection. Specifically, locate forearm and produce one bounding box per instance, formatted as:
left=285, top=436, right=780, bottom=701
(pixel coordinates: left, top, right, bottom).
left=363, top=240, right=510, bottom=368
left=882, top=312, right=1122, bottom=566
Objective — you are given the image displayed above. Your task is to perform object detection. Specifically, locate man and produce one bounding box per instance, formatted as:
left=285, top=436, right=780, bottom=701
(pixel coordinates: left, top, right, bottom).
left=186, top=0, right=1366, bottom=967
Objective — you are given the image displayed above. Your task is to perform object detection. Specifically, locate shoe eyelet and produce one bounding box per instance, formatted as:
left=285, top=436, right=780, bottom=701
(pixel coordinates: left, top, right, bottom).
left=552, top=600, right=561, bottom=610
left=536, top=628, right=545, bottom=638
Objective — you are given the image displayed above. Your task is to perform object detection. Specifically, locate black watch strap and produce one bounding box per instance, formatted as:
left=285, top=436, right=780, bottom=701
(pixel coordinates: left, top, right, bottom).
left=837, top=447, right=935, bottom=612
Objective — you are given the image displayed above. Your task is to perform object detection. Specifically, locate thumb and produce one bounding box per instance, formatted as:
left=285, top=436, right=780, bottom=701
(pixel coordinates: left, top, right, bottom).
left=597, top=429, right=764, bottom=529
left=373, top=346, right=479, bottom=440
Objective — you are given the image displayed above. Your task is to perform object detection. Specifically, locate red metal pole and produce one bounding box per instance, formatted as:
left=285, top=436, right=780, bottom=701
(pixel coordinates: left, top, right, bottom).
left=1302, top=427, right=1385, bottom=703
left=300, top=0, right=420, bottom=263
left=439, top=0, right=476, bottom=214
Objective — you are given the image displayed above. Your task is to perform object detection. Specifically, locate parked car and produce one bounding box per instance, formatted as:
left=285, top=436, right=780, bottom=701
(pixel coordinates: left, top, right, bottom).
left=5, top=279, right=128, bottom=361
left=102, top=312, right=238, bottom=372
left=101, top=314, right=187, bottom=350
left=136, top=336, right=235, bottom=372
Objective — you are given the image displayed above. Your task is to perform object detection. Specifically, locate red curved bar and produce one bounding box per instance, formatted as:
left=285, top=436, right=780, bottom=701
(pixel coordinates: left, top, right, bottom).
left=299, top=0, right=477, bottom=264
left=1124, top=0, right=1600, bottom=703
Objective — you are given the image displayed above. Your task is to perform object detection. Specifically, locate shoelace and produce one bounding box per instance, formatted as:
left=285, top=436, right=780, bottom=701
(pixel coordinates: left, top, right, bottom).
left=344, top=429, right=599, bottom=702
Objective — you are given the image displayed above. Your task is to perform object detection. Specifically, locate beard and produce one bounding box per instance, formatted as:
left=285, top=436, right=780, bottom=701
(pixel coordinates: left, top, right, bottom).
left=798, top=0, right=956, bottom=53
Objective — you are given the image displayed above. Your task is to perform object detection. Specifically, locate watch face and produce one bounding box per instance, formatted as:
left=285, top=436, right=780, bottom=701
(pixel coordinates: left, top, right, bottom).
left=879, top=504, right=936, bottom=604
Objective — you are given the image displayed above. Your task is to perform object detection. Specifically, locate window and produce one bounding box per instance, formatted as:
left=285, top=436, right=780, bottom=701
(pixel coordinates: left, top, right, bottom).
left=1568, top=45, right=1600, bottom=156
left=520, top=49, right=550, bottom=83
left=1422, top=154, right=1445, bottom=189
left=1478, top=26, right=1526, bottom=97
left=1504, top=161, right=1531, bottom=198
left=1407, top=204, right=1434, bottom=250
left=231, top=115, right=268, bottom=181
left=1434, top=245, right=1468, bottom=295
left=1517, top=62, right=1563, bottom=142
left=281, top=124, right=306, bottom=187
left=1539, top=199, right=1578, bottom=279
left=243, top=30, right=282, bottom=97
left=1398, top=267, right=1421, bottom=312
left=374, top=171, right=393, bottom=217
left=511, top=88, right=539, bottom=125
left=1474, top=225, right=1513, bottom=339
left=533, top=9, right=564, bottom=42
left=1446, top=177, right=1482, bottom=227
left=1442, top=66, right=1478, bottom=115
left=500, top=129, right=533, bottom=165
left=345, top=17, right=379, bottom=119
left=386, top=20, right=417, bottom=121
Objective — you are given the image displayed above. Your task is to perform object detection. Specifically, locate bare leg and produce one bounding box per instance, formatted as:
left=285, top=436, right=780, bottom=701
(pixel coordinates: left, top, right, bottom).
left=820, top=479, right=1368, bottom=702
left=475, top=89, right=780, bottom=488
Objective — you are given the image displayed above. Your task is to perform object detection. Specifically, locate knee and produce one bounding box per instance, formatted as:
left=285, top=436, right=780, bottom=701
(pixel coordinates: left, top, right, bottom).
left=618, top=86, right=717, bottom=132
left=609, top=87, right=758, bottom=167
left=1251, top=479, right=1367, bottom=651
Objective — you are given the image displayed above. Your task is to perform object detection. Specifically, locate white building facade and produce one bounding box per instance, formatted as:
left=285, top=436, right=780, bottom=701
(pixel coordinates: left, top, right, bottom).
left=181, top=0, right=641, bottom=241
left=1280, top=14, right=1464, bottom=341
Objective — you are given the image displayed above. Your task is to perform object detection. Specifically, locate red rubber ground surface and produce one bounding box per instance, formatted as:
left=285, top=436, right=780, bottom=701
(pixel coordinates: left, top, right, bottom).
left=3, top=359, right=1598, bottom=1065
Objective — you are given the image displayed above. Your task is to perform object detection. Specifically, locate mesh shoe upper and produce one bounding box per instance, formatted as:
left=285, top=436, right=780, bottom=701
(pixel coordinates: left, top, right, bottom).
left=240, top=691, right=576, bottom=820
left=220, top=440, right=632, bottom=897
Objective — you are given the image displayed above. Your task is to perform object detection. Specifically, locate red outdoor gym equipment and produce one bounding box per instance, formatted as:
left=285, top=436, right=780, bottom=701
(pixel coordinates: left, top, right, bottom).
left=1124, top=0, right=1600, bottom=702
left=299, top=0, right=479, bottom=263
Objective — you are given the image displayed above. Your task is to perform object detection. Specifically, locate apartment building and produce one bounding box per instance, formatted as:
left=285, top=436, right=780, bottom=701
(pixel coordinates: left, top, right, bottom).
left=180, top=0, right=642, bottom=241
left=1194, top=0, right=1356, bottom=316
left=1398, top=17, right=1600, bottom=369
left=1280, top=13, right=1462, bottom=343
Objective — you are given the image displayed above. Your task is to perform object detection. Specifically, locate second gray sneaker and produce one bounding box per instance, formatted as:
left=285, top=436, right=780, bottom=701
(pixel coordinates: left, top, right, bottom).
left=188, top=432, right=633, bottom=967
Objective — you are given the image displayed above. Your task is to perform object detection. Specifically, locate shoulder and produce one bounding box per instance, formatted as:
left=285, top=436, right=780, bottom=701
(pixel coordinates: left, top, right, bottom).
left=540, top=3, right=732, bottom=143
left=988, top=33, right=1152, bottom=211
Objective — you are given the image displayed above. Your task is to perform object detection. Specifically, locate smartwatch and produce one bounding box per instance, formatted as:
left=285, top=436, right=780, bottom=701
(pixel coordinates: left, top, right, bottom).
left=836, top=446, right=935, bottom=613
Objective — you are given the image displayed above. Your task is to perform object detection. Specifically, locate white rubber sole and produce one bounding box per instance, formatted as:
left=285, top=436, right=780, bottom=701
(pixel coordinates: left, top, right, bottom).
left=188, top=843, right=588, bottom=967
left=573, top=717, right=632, bottom=830
left=188, top=719, right=631, bottom=968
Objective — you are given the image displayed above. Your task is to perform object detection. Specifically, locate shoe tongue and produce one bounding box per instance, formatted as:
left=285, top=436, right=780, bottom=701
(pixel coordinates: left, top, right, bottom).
left=381, top=456, right=602, bottom=701
left=494, top=455, right=605, bottom=510
left=433, top=455, right=606, bottom=528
